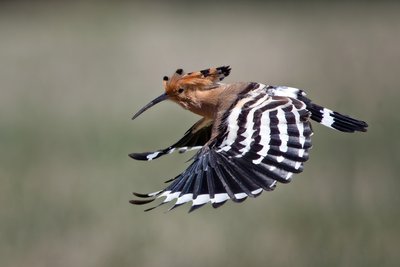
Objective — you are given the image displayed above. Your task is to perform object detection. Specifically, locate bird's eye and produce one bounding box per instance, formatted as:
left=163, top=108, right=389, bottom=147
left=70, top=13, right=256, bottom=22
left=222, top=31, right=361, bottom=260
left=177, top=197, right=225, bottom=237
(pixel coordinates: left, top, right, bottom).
left=178, top=88, right=184, bottom=94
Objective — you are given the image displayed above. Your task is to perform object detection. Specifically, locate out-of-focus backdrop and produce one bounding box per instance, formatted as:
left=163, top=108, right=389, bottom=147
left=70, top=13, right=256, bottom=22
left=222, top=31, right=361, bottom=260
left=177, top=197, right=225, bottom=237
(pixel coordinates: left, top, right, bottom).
left=1, top=1, right=399, bottom=266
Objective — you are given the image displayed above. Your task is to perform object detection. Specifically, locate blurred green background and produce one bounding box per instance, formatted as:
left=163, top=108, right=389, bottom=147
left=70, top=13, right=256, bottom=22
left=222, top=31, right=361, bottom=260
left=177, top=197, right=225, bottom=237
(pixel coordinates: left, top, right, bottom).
left=1, top=1, right=399, bottom=266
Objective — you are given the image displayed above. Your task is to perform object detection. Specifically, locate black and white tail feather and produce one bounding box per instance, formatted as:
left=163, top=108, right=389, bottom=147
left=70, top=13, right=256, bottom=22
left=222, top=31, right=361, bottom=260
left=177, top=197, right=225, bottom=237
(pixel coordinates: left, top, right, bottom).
left=130, top=84, right=368, bottom=212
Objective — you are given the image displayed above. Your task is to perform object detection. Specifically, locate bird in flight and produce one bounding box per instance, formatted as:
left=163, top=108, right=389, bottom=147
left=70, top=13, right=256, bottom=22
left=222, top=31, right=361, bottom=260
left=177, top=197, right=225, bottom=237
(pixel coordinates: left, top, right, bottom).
left=129, top=66, right=368, bottom=212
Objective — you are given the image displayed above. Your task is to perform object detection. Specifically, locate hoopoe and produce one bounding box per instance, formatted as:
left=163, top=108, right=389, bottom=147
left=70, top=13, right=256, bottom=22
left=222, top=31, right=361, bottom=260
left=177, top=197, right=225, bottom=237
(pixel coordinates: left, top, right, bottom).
left=129, top=66, right=368, bottom=212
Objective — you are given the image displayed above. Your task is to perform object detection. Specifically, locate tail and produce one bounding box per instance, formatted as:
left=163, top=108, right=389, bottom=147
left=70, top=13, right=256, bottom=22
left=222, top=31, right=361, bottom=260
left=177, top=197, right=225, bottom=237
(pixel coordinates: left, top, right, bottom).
left=306, top=102, right=368, bottom=132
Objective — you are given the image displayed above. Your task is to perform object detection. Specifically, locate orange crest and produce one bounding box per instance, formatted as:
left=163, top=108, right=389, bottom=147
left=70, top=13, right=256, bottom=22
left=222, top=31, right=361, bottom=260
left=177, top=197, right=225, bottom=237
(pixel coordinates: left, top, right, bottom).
left=163, top=66, right=231, bottom=95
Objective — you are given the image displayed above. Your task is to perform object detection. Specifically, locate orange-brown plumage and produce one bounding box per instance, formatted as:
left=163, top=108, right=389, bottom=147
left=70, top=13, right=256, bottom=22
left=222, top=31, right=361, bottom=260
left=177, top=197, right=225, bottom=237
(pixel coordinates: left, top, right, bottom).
left=160, top=66, right=232, bottom=118
left=164, top=67, right=227, bottom=92
left=131, top=66, right=231, bottom=121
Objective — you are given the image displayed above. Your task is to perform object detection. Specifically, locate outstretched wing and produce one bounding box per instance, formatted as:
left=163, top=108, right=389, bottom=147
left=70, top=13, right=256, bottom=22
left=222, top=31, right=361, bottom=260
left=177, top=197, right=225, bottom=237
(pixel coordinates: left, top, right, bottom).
left=129, top=118, right=213, bottom=161
left=130, top=88, right=313, bottom=212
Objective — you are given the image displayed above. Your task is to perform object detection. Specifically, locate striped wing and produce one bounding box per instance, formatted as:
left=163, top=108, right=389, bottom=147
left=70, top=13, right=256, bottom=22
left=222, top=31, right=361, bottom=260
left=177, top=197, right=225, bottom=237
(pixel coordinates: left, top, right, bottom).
left=131, top=91, right=313, bottom=211
left=129, top=118, right=213, bottom=161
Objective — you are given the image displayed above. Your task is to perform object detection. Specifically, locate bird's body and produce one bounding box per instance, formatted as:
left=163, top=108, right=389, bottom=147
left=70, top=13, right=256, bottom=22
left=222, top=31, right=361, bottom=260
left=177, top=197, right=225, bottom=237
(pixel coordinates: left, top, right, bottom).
left=129, top=66, right=368, bottom=212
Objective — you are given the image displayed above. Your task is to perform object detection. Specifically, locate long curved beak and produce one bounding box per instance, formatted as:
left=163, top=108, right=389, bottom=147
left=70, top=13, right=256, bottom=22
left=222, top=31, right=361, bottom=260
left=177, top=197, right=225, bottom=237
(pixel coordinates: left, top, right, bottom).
left=132, top=93, right=168, bottom=120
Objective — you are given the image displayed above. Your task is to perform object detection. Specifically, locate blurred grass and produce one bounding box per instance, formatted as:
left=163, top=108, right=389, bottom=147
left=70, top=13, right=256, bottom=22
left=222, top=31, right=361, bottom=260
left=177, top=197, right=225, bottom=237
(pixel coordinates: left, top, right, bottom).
left=1, top=1, right=399, bottom=267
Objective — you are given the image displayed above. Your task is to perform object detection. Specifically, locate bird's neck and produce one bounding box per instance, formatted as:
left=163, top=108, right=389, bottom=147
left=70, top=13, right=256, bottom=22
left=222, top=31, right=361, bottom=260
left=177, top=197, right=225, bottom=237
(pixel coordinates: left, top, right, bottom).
left=178, top=85, right=227, bottom=119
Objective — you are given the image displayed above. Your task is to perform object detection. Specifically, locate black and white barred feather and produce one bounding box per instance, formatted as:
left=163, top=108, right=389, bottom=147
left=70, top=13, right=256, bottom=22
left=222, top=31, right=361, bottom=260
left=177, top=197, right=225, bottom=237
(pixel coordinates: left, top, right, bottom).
left=130, top=83, right=367, bottom=212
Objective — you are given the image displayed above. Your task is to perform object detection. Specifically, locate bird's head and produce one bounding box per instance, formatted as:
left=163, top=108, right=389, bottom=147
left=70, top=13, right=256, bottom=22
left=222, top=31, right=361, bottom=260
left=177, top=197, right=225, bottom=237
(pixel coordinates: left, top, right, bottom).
left=132, top=66, right=231, bottom=120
